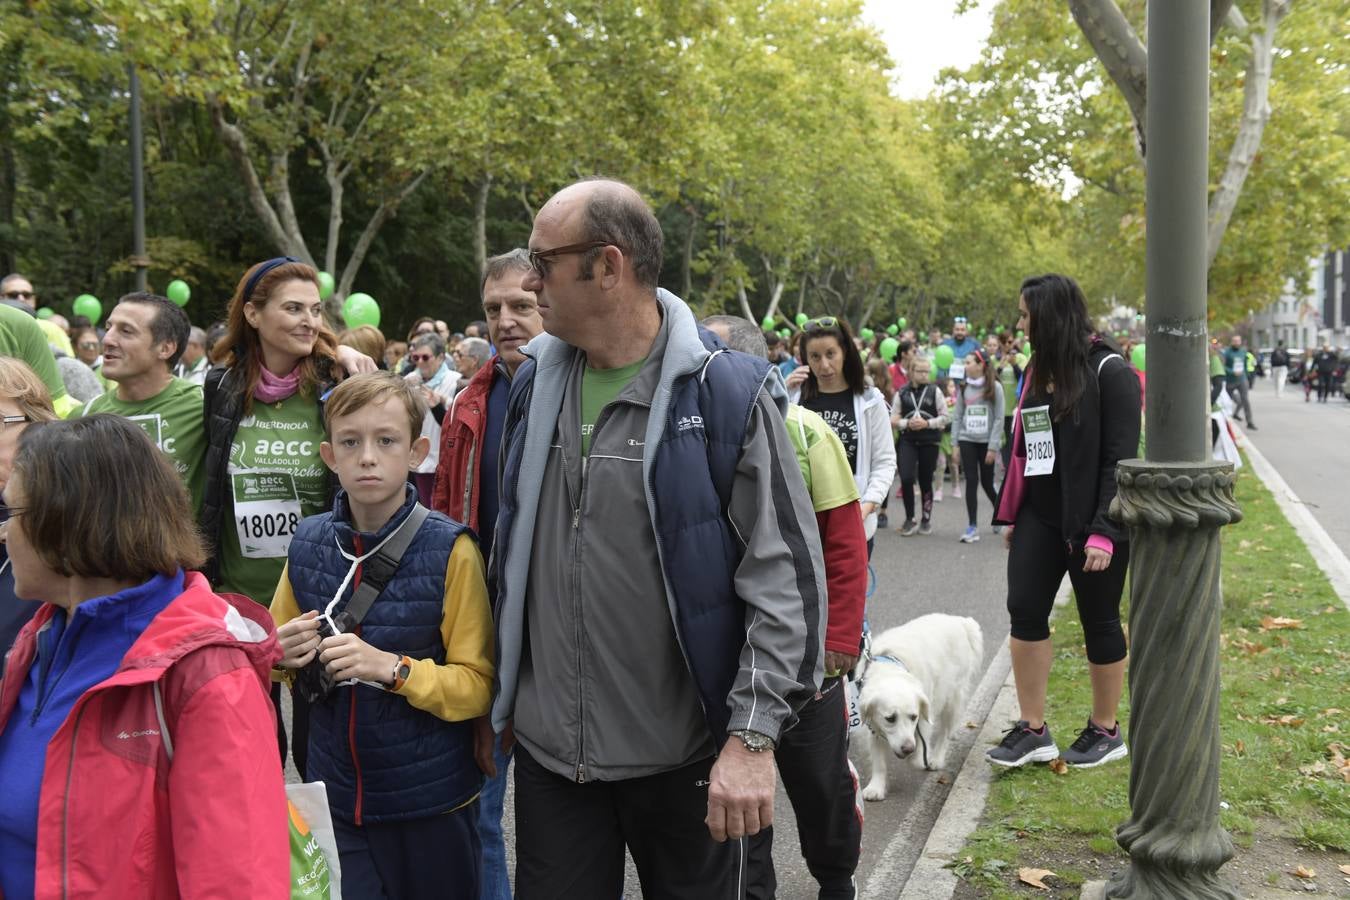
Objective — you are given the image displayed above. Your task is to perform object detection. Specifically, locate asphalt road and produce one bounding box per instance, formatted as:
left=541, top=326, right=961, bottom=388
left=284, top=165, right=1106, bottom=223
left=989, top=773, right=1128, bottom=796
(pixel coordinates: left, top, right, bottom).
left=1239, top=376, right=1350, bottom=549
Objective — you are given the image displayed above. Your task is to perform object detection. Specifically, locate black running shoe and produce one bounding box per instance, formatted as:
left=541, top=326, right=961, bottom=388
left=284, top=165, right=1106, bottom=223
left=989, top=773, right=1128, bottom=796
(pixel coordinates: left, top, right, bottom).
left=1061, top=719, right=1128, bottom=768
left=986, top=720, right=1058, bottom=768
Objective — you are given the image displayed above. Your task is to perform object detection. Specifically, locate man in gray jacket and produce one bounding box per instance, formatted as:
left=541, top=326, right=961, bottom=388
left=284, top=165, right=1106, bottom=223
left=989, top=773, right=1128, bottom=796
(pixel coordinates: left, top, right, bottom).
left=493, top=178, right=827, bottom=899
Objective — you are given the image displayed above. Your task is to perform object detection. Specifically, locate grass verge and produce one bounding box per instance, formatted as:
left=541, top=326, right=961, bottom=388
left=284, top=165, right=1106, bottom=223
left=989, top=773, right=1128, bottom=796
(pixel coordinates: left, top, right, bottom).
left=953, top=461, right=1350, bottom=897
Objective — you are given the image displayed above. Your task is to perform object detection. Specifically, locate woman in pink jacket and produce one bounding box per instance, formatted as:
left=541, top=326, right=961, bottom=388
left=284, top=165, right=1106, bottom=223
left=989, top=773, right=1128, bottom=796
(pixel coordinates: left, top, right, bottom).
left=0, top=414, right=287, bottom=899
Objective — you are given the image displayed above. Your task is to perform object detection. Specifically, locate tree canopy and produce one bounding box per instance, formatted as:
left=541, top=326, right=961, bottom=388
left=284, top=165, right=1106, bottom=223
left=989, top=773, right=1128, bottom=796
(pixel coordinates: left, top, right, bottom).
left=2, top=0, right=1344, bottom=334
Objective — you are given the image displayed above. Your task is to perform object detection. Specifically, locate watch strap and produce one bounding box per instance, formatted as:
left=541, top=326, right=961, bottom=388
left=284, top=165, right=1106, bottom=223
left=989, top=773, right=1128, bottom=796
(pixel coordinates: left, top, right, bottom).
left=390, top=655, right=413, bottom=692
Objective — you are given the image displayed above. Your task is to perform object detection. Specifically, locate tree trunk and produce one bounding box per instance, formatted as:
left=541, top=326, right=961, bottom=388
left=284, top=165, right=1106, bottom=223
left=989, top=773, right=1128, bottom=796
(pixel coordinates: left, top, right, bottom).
left=1068, top=0, right=1148, bottom=151
left=473, top=174, right=491, bottom=277
left=208, top=97, right=311, bottom=262
left=737, top=279, right=754, bottom=322
left=682, top=203, right=697, bottom=300
left=324, top=161, right=343, bottom=276
left=336, top=169, right=432, bottom=298
left=1206, top=0, right=1290, bottom=268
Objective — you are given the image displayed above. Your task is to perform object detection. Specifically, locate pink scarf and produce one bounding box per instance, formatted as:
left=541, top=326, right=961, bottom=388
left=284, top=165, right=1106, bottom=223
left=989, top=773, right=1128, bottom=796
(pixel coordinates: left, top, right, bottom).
left=254, top=364, right=301, bottom=404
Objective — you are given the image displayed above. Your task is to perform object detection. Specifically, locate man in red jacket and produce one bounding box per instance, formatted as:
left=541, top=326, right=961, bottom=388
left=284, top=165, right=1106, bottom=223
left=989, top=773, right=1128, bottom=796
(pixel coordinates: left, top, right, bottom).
left=705, top=315, right=869, bottom=900
left=431, top=247, right=542, bottom=900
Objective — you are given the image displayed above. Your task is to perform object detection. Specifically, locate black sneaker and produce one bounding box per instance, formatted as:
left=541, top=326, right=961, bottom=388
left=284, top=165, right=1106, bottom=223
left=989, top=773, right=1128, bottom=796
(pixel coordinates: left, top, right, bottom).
left=918, top=518, right=932, bottom=535
left=1061, top=719, right=1128, bottom=768
left=876, top=512, right=889, bottom=530
left=897, top=518, right=919, bottom=536
left=986, top=720, right=1059, bottom=768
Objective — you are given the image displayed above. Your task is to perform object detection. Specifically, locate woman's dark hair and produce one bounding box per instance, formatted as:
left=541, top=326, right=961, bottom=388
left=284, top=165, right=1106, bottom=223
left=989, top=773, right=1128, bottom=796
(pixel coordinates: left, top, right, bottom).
left=13, top=415, right=205, bottom=580
left=406, top=317, right=437, bottom=343
left=212, top=259, right=338, bottom=413
left=799, top=317, right=866, bottom=401
left=1020, top=273, right=1096, bottom=421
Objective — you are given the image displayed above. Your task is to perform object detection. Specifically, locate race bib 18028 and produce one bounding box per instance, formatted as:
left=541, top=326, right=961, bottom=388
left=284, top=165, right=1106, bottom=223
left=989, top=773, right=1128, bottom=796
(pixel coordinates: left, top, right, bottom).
left=1021, top=405, right=1055, bottom=476
left=232, top=470, right=303, bottom=558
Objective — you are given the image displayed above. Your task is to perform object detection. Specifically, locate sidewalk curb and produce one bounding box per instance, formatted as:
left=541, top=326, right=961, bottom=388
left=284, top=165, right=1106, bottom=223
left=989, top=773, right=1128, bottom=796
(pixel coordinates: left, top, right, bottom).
left=890, top=577, right=1072, bottom=900
left=1234, top=425, right=1350, bottom=609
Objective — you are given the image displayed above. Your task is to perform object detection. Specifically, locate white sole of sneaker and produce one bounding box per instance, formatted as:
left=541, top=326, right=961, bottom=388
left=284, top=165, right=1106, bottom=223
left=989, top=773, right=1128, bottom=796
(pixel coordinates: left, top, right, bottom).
left=1064, top=744, right=1129, bottom=769
left=987, top=744, right=1060, bottom=768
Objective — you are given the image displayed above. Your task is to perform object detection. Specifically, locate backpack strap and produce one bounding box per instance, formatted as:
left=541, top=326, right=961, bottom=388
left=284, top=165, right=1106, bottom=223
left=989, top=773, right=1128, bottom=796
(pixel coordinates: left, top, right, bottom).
left=342, top=503, right=431, bottom=626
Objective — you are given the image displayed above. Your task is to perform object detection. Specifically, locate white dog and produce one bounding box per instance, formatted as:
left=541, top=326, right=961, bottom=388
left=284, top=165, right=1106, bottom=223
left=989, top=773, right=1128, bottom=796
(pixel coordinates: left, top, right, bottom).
left=858, top=613, right=984, bottom=801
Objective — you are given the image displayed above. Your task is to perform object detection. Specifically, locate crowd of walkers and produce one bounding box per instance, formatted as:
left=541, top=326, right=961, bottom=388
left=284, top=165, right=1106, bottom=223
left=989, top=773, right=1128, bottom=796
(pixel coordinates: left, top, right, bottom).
left=0, top=177, right=1326, bottom=899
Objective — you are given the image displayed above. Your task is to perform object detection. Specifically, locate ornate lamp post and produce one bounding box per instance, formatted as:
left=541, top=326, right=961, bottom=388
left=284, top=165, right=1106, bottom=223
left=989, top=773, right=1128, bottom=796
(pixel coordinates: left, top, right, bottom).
left=1106, top=2, right=1242, bottom=898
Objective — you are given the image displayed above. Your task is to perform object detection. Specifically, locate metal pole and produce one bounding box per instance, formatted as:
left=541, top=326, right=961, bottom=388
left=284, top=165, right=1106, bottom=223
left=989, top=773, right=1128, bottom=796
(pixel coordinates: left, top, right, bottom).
left=128, top=64, right=148, bottom=292
left=1106, top=2, right=1242, bottom=897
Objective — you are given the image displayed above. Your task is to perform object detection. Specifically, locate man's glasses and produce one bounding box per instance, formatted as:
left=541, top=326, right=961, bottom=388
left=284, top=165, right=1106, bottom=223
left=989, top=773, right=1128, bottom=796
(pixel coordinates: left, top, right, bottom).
left=803, top=316, right=840, bottom=333
left=528, top=241, right=615, bottom=278
left=408, top=353, right=435, bottom=363
left=3, top=291, right=34, bottom=301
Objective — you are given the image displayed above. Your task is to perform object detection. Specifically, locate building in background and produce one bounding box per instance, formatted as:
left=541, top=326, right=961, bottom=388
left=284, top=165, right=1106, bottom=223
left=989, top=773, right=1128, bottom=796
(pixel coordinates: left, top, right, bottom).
left=1249, top=250, right=1348, bottom=351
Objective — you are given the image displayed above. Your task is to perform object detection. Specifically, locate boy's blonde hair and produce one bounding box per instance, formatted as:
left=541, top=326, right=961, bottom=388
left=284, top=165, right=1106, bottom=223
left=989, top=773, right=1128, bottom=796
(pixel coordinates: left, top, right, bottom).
left=0, top=357, right=57, bottom=423
left=323, top=371, right=427, bottom=441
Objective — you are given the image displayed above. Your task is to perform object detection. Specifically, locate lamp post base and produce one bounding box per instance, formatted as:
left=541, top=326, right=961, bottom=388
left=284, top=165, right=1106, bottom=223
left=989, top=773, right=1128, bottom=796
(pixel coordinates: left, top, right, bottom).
left=1105, top=460, right=1242, bottom=900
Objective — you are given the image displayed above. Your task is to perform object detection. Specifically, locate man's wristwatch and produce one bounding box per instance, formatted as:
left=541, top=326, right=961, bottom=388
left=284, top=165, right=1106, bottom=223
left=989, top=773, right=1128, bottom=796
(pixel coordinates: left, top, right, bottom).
left=728, top=729, right=776, bottom=753
left=389, top=655, right=412, bottom=691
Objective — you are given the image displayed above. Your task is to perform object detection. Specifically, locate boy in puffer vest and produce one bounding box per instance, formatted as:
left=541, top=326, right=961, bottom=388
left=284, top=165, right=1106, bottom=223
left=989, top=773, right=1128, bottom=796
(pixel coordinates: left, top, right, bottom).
left=270, top=372, right=494, bottom=900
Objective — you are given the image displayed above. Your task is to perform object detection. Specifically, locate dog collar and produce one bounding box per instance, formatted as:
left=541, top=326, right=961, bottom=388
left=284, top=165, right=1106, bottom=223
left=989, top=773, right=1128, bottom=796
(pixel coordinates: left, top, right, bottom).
left=870, top=654, right=910, bottom=673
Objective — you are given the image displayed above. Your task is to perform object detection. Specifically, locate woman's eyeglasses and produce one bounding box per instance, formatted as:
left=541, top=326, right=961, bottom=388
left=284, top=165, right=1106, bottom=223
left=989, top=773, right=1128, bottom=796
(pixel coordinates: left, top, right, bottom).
left=408, top=353, right=435, bottom=363
left=78, top=341, right=100, bottom=350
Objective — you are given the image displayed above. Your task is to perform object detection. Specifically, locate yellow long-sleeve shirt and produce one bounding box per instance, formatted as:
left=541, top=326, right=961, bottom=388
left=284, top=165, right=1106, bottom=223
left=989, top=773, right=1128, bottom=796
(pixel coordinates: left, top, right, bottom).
left=269, top=532, right=494, bottom=722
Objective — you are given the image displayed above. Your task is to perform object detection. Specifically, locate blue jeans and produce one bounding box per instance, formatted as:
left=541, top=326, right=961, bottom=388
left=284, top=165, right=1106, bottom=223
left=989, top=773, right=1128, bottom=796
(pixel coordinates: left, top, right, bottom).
left=478, top=736, right=514, bottom=900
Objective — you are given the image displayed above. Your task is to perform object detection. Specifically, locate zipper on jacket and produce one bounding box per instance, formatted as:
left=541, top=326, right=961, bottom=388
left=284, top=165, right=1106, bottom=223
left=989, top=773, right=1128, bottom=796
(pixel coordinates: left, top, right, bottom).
left=61, top=701, right=90, bottom=899
left=349, top=689, right=365, bottom=823
left=32, top=622, right=77, bottom=726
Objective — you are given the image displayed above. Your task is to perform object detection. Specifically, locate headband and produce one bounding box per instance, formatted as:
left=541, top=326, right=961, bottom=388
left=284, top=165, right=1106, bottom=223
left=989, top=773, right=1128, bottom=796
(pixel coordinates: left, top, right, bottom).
left=242, top=256, right=300, bottom=304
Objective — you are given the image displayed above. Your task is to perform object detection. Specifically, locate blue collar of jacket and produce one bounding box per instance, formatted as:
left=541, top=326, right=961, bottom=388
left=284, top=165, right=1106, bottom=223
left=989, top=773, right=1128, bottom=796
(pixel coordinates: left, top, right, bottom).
left=330, top=484, right=421, bottom=552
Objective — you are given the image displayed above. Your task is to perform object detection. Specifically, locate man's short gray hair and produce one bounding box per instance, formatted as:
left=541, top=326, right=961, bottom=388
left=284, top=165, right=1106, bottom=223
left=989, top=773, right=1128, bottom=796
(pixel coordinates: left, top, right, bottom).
left=410, top=332, right=445, bottom=356
left=575, top=179, right=664, bottom=290
left=187, top=326, right=207, bottom=346
left=458, top=336, right=492, bottom=365
left=702, top=315, right=768, bottom=358
left=481, top=248, right=532, bottom=293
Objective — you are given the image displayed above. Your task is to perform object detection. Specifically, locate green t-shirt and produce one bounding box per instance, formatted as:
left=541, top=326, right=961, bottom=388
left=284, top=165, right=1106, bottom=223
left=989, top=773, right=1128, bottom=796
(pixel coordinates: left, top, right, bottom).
left=0, top=303, right=67, bottom=404
left=218, top=393, right=328, bottom=605
left=785, top=405, right=860, bottom=513
left=74, top=376, right=207, bottom=515
left=580, top=357, right=646, bottom=456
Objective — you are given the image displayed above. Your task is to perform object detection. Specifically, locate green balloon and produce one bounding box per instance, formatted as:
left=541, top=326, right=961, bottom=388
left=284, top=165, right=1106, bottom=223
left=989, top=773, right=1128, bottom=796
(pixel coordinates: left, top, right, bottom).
left=933, top=345, right=955, bottom=370
left=343, top=292, right=381, bottom=329
left=897, top=317, right=907, bottom=329
left=996, top=325, right=1005, bottom=334
left=36, top=307, right=55, bottom=320
left=317, top=271, right=336, bottom=301
left=1016, top=329, right=1025, bottom=338
left=166, top=279, right=191, bottom=306
left=794, top=313, right=808, bottom=327
left=859, top=328, right=875, bottom=341
left=886, top=324, right=899, bottom=336
left=761, top=316, right=776, bottom=330
left=1024, top=342, right=1032, bottom=356
left=74, top=293, right=102, bottom=323
left=879, top=337, right=900, bottom=362
left=778, top=329, right=791, bottom=340
left=1131, top=343, right=1146, bottom=372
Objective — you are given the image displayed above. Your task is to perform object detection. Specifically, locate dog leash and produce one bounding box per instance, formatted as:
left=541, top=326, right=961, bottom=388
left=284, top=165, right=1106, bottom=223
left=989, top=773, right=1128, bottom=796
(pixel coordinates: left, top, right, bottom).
left=863, top=653, right=932, bottom=770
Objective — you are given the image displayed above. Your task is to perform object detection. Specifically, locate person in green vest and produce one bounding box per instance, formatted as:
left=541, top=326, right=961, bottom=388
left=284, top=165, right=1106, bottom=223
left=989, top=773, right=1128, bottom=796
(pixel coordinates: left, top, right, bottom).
left=71, top=292, right=206, bottom=515
left=1208, top=341, right=1227, bottom=404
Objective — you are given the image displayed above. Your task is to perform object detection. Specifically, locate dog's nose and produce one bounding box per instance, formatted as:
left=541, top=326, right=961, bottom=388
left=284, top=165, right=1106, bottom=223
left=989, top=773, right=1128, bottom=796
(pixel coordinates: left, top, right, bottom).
left=898, top=742, right=915, bottom=758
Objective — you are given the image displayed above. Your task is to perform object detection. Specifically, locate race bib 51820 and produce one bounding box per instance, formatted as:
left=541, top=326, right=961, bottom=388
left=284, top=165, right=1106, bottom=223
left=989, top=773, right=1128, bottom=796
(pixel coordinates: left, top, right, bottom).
left=1021, top=405, right=1055, bottom=476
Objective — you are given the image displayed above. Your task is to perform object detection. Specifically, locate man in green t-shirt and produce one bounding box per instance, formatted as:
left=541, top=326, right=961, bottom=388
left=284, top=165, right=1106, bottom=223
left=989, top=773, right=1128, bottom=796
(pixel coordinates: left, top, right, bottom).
left=0, top=301, right=77, bottom=417
left=704, top=314, right=868, bottom=898
left=72, top=292, right=206, bottom=514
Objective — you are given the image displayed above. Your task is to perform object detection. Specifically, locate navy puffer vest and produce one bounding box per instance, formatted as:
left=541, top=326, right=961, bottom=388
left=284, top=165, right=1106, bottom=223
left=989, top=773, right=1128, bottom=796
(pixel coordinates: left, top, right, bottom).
left=288, top=487, right=480, bottom=823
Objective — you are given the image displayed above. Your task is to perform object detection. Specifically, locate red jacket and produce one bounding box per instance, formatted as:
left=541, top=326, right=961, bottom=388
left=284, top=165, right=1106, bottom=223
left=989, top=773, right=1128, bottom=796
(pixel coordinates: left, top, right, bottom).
left=0, top=573, right=288, bottom=900
left=431, top=357, right=502, bottom=530
left=817, top=502, right=869, bottom=657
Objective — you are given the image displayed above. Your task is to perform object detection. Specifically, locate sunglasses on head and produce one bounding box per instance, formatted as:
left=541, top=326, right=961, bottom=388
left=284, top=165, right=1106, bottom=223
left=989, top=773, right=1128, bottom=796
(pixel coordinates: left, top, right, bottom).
left=803, top=316, right=840, bottom=333
left=953, top=316, right=968, bottom=325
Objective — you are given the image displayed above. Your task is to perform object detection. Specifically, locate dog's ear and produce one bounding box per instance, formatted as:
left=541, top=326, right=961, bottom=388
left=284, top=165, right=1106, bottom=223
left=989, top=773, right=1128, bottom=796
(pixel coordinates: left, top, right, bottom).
left=918, top=692, right=932, bottom=724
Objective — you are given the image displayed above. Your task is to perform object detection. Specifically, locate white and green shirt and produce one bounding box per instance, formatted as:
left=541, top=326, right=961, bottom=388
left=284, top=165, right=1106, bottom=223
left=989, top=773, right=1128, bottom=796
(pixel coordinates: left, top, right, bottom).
left=219, top=393, right=328, bottom=605
left=75, top=376, right=207, bottom=514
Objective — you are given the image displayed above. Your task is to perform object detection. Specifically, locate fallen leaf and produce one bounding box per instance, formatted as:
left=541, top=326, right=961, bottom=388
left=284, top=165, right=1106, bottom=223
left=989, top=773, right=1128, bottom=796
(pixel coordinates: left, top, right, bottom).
left=1291, top=865, right=1316, bottom=879
left=1289, top=562, right=1304, bottom=569
left=1338, top=865, right=1350, bottom=876
left=965, top=721, right=978, bottom=729
left=1260, top=616, right=1303, bottom=631
left=1318, top=709, right=1342, bottom=717
left=1238, top=539, right=1252, bottom=550
left=1048, top=758, right=1069, bottom=775
left=1018, top=868, right=1056, bottom=890
left=1299, top=761, right=1327, bottom=776
left=1235, top=739, right=1246, bottom=756
left=937, top=774, right=950, bottom=785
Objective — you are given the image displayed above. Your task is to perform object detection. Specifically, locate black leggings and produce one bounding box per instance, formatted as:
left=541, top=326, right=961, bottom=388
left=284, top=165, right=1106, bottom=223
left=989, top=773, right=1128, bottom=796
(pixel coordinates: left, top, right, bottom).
left=958, top=440, right=998, bottom=527
left=1316, top=373, right=1335, bottom=402
left=897, top=441, right=939, bottom=522
left=1006, top=512, right=1129, bottom=664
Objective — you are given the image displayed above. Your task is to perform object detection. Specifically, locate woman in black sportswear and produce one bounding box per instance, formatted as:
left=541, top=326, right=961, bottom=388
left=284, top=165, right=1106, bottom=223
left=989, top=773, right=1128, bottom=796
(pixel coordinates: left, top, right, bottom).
left=987, top=274, right=1141, bottom=769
